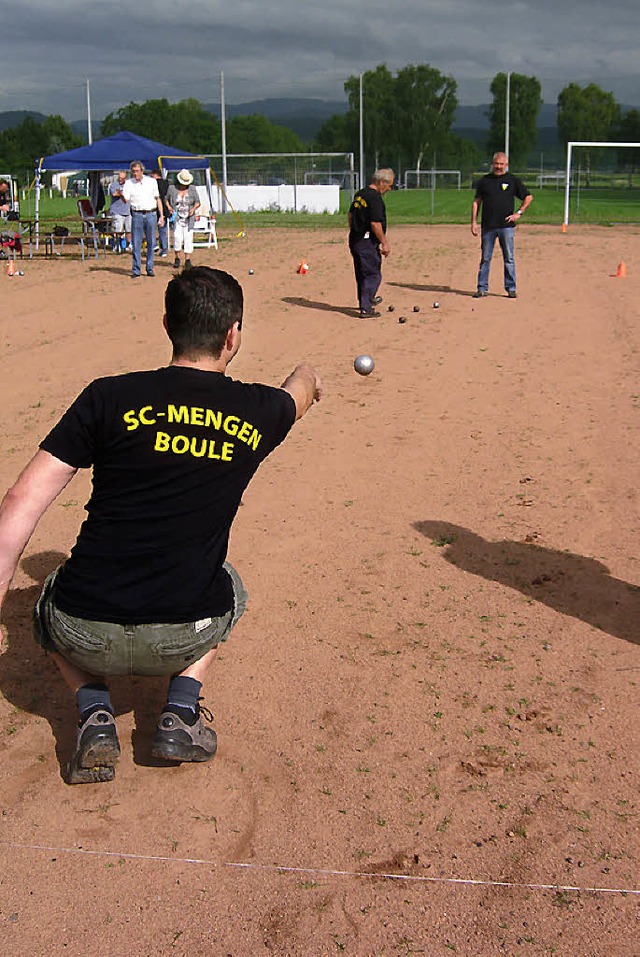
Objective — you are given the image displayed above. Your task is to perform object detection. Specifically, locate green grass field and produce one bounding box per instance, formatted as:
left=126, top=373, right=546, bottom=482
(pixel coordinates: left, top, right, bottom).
left=19, top=186, right=640, bottom=232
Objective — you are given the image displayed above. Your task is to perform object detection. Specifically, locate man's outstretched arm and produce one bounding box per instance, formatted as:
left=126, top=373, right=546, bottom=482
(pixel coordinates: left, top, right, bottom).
left=0, top=450, right=77, bottom=616
left=280, top=363, right=323, bottom=421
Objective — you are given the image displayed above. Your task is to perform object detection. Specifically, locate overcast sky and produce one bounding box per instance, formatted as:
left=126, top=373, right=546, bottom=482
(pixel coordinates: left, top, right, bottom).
left=2, top=0, right=638, bottom=121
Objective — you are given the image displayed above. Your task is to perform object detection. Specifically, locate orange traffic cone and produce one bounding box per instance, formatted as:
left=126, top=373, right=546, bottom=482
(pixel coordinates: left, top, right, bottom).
left=561, top=223, right=567, bottom=233
left=615, top=261, right=627, bottom=278
left=297, top=260, right=309, bottom=275
left=6, top=258, right=14, bottom=276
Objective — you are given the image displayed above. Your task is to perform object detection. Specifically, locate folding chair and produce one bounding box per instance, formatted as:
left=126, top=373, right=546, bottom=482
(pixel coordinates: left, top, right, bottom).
left=192, top=213, right=218, bottom=250
left=0, top=230, right=22, bottom=260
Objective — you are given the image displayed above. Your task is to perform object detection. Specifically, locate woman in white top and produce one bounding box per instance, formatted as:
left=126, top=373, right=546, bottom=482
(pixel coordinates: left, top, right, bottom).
left=166, top=169, right=201, bottom=271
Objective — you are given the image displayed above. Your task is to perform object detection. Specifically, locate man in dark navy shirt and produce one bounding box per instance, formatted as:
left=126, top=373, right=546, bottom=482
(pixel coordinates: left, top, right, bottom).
left=0, top=268, right=322, bottom=783
left=348, top=168, right=394, bottom=318
left=471, top=152, right=532, bottom=299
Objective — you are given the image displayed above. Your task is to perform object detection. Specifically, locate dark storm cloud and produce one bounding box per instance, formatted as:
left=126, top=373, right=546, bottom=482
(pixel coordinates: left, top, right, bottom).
left=1, top=0, right=638, bottom=119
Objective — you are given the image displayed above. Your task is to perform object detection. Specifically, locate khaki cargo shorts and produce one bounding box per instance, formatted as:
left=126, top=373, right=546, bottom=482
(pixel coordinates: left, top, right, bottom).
left=33, top=562, right=248, bottom=676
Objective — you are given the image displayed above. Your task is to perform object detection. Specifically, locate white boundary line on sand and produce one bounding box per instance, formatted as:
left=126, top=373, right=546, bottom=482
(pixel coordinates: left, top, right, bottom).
left=0, top=841, right=638, bottom=897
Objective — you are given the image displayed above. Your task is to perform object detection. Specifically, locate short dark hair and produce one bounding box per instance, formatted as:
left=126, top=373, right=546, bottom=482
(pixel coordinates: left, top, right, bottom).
left=164, top=267, right=243, bottom=359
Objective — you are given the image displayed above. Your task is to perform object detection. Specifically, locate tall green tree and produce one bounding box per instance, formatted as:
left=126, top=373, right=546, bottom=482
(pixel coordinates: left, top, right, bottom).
left=317, top=62, right=459, bottom=179
left=487, top=72, right=542, bottom=167
left=226, top=114, right=305, bottom=153
left=101, top=98, right=220, bottom=153
left=391, top=64, right=458, bottom=167
left=557, top=83, right=621, bottom=183
left=0, top=114, right=80, bottom=183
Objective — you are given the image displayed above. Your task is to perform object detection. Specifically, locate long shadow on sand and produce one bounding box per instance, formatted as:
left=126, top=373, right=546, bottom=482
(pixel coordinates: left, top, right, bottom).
left=282, top=296, right=359, bottom=319
left=414, top=521, right=639, bottom=646
left=0, top=552, right=174, bottom=779
left=388, top=281, right=474, bottom=297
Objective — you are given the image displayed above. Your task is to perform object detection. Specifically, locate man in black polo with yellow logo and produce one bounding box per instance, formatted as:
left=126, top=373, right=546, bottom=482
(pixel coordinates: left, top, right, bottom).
left=471, top=152, right=532, bottom=299
left=348, top=168, right=394, bottom=318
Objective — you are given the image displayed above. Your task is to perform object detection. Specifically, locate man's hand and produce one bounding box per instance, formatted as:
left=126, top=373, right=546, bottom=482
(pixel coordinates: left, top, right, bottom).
left=281, top=363, right=322, bottom=420
left=380, top=240, right=391, bottom=258
left=471, top=224, right=479, bottom=237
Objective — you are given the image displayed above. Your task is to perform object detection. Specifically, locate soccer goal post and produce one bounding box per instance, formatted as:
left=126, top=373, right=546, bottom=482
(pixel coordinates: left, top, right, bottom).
left=563, top=141, right=640, bottom=226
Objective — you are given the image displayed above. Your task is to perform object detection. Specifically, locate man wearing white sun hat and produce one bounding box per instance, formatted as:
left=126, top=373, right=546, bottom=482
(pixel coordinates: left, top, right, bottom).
left=166, top=168, right=201, bottom=271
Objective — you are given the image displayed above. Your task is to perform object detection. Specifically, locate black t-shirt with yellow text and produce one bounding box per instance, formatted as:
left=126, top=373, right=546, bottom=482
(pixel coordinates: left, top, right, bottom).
left=40, top=366, right=296, bottom=623
left=349, top=186, right=387, bottom=243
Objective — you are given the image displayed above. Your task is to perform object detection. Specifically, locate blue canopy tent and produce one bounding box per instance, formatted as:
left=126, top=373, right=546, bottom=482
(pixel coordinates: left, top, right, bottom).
left=35, top=131, right=216, bottom=250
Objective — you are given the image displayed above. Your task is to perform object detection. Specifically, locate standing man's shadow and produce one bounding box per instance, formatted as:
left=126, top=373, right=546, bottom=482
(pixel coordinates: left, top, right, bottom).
left=414, top=521, right=639, bottom=646
left=0, top=552, right=171, bottom=780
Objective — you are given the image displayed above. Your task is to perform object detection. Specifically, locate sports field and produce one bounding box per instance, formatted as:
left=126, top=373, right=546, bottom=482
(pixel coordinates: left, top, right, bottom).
left=1, top=224, right=638, bottom=954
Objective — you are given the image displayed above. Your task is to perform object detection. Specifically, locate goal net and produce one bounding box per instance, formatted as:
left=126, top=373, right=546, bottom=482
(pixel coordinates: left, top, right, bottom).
left=563, top=141, right=640, bottom=226
left=205, top=152, right=355, bottom=192
left=404, top=169, right=461, bottom=189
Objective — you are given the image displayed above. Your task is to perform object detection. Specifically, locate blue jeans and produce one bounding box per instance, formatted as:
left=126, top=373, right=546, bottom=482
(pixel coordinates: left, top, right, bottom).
left=477, top=226, right=516, bottom=293
left=131, top=210, right=156, bottom=275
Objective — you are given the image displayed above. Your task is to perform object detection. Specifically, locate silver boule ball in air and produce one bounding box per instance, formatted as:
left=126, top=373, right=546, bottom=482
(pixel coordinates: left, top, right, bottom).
left=354, top=354, right=375, bottom=376
left=433, top=301, right=440, bottom=309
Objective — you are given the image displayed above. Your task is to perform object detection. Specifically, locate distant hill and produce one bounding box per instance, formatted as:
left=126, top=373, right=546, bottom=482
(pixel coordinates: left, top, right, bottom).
left=0, top=110, right=47, bottom=131
left=3, top=97, right=635, bottom=167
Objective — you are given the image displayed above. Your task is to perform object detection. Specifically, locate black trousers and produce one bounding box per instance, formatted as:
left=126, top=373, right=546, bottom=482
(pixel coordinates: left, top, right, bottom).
left=350, top=237, right=382, bottom=312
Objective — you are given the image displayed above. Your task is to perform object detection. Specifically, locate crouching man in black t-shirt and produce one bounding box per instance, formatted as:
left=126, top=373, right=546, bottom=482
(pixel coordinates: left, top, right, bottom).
left=0, top=267, right=322, bottom=783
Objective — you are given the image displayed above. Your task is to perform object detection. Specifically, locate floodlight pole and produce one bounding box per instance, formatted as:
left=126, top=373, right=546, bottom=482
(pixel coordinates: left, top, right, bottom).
left=220, top=72, right=228, bottom=214
left=86, top=78, right=93, bottom=145
left=359, top=73, right=364, bottom=190
left=504, top=72, right=510, bottom=160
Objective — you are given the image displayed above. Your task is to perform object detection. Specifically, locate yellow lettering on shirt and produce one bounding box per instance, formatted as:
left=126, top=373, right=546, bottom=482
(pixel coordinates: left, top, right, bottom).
left=125, top=404, right=263, bottom=461
left=123, top=409, right=139, bottom=431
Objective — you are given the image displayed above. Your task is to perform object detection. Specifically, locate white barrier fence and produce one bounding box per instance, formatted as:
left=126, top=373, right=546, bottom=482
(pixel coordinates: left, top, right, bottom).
left=199, top=184, right=340, bottom=215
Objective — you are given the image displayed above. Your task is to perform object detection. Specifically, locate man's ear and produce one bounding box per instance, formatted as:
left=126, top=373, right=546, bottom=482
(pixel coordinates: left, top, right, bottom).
left=225, top=321, right=240, bottom=351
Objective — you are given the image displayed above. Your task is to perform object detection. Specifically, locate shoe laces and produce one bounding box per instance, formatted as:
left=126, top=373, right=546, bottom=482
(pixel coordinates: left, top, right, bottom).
left=197, top=698, right=214, bottom=723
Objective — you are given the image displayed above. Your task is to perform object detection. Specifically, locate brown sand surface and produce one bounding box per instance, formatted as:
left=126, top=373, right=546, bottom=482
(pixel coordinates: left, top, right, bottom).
left=0, top=225, right=638, bottom=955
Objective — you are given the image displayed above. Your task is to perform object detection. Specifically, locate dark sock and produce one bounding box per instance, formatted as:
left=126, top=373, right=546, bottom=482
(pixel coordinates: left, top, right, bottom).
left=76, top=682, right=113, bottom=723
left=165, top=676, right=202, bottom=725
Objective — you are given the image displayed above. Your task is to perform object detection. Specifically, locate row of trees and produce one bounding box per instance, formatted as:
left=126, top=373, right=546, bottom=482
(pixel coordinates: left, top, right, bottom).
left=1, top=67, right=639, bottom=185
left=101, top=98, right=306, bottom=155
left=0, top=101, right=307, bottom=184
left=315, top=67, right=640, bottom=175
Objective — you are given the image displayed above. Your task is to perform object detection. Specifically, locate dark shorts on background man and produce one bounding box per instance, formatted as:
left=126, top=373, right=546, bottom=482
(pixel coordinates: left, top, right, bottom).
left=33, top=562, right=248, bottom=676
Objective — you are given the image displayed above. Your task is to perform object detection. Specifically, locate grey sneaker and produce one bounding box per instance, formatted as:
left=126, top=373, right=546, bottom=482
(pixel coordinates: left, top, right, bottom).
left=360, top=308, right=381, bottom=318
left=67, top=710, right=120, bottom=785
left=507, top=290, right=517, bottom=298
left=173, top=256, right=181, bottom=269
left=151, top=706, right=218, bottom=763
left=472, top=290, right=488, bottom=298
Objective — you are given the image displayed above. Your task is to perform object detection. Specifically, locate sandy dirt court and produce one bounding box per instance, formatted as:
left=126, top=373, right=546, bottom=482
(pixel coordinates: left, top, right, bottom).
left=0, top=224, right=638, bottom=955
